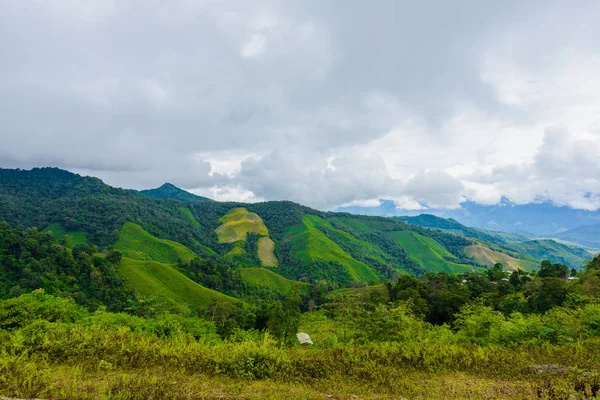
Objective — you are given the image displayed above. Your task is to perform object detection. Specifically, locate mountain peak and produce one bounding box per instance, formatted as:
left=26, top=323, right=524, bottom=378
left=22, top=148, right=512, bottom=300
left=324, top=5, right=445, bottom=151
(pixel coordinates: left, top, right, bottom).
left=140, top=183, right=209, bottom=202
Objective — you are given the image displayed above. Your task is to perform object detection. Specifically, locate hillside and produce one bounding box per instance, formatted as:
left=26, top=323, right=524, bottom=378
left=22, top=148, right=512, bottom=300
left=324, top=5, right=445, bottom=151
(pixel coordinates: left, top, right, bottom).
left=397, top=214, right=530, bottom=244
left=119, top=258, right=239, bottom=311
left=113, top=222, right=198, bottom=264
left=140, top=183, right=209, bottom=202
left=399, top=213, right=589, bottom=269
left=504, top=240, right=591, bottom=269
left=239, top=268, right=309, bottom=294
left=386, top=231, right=475, bottom=274
left=465, top=243, right=538, bottom=271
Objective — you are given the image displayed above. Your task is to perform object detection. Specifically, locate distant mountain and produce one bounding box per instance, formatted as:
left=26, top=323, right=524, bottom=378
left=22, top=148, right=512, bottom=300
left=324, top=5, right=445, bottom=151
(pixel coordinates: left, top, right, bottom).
left=397, top=213, right=591, bottom=269
left=396, top=214, right=529, bottom=245
left=140, top=183, right=209, bottom=202
left=556, top=223, right=600, bottom=248
left=339, top=199, right=600, bottom=237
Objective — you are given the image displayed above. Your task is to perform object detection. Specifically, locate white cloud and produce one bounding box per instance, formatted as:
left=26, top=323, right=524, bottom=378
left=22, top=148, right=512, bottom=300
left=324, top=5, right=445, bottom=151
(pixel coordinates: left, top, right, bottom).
left=241, top=34, right=267, bottom=58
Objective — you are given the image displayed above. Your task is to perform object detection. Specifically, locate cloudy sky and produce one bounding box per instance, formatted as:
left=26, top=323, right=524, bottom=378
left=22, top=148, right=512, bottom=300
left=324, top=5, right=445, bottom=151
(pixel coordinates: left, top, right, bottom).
left=2, top=0, right=600, bottom=210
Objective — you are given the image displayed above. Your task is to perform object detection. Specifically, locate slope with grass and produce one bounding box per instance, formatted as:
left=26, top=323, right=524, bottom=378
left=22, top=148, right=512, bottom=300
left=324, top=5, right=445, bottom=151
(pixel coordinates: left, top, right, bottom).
left=284, top=215, right=381, bottom=283
left=119, top=258, right=238, bottom=310
left=505, top=239, right=591, bottom=269
left=215, top=208, right=269, bottom=243
left=386, top=231, right=475, bottom=273
left=257, top=237, right=278, bottom=267
left=113, top=222, right=197, bottom=264
left=239, top=268, right=308, bottom=294
left=465, top=243, right=538, bottom=272
left=43, top=223, right=88, bottom=247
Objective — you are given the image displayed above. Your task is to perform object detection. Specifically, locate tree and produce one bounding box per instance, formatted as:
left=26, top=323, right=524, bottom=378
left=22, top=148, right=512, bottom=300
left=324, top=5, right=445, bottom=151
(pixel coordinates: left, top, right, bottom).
left=267, top=289, right=301, bottom=346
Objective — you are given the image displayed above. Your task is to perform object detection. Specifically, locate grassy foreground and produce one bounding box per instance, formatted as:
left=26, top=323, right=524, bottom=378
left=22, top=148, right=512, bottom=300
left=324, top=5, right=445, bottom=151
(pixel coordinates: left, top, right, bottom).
left=2, top=293, right=600, bottom=400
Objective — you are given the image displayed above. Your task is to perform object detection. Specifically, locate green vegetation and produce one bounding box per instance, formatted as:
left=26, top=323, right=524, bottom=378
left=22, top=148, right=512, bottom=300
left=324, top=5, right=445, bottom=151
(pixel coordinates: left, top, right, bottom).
left=3, top=209, right=600, bottom=398
left=140, top=182, right=209, bottom=202
left=179, top=206, right=200, bottom=228
left=387, top=231, right=475, bottom=273
left=43, top=223, right=88, bottom=247
left=240, top=268, right=308, bottom=294
left=0, top=222, right=133, bottom=310
left=398, top=214, right=530, bottom=244
left=113, top=222, right=197, bottom=264
left=119, top=258, right=238, bottom=311
left=283, top=215, right=380, bottom=283
left=506, top=239, right=591, bottom=269
left=257, top=237, right=278, bottom=266
left=216, top=207, right=269, bottom=243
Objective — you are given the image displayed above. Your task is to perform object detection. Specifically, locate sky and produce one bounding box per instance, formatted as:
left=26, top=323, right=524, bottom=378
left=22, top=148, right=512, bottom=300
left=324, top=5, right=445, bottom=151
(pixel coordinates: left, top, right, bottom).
left=1, top=0, right=600, bottom=211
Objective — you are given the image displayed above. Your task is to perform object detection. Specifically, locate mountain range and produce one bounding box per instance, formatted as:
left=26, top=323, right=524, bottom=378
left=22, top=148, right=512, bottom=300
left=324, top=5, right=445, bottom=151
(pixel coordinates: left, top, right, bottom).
left=0, top=167, right=594, bottom=311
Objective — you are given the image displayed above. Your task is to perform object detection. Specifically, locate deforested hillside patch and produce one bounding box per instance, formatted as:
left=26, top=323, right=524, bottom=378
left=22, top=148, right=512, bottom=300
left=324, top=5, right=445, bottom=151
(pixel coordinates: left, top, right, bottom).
left=113, top=222, right=197, bottom=264
left=386, top=231, right=475, bottom=274
left=465, top=243, right=538, bottom=271
left=216, top=208, right=269, bottom=243
left=257, top=237, right=278, bottom=267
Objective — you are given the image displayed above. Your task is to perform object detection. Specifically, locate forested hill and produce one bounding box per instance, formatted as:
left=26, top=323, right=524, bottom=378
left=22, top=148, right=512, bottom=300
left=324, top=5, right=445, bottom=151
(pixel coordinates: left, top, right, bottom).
left=140, top=183, right=209, bottom=202
left=0, top=167, right=590, bottom=293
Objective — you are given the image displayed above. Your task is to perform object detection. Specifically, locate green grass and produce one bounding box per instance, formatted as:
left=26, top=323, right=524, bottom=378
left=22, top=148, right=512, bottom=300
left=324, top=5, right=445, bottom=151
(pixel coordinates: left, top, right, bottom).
left=387, top=231, right=474, bottom=273
left=119, top=258, right=238, bottom=310
left=257, top=237, right=278, bottom=267
left=311, top=217, right=391, bottom=265
left=285, top=215, right=380, bottom=282
left=239, top=268, right=308, bottom=294
left=43, top=223, right=88, bottom=247
left=223, top=242, right=246, bottom=261
left=179, top=207, right=200, bottom=228
left=113, top=222, right=197, bottom=264
left=216, top=208, right=269, bottom=243
left=328, top=215, right=400, bottom=234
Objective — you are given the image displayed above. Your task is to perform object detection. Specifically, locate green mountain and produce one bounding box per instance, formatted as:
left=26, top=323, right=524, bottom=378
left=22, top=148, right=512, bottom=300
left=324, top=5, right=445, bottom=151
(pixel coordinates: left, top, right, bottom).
left=397, top=214, right=529, bottom=244
left=140, top=183, right=209, bottom=202
left=1, top=167, right=593, bottom=311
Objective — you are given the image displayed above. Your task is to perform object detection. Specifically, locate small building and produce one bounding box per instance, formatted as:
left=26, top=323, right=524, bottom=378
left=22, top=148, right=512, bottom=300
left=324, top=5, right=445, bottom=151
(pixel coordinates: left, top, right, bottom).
left=296, top=332, right=313, bottom=346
